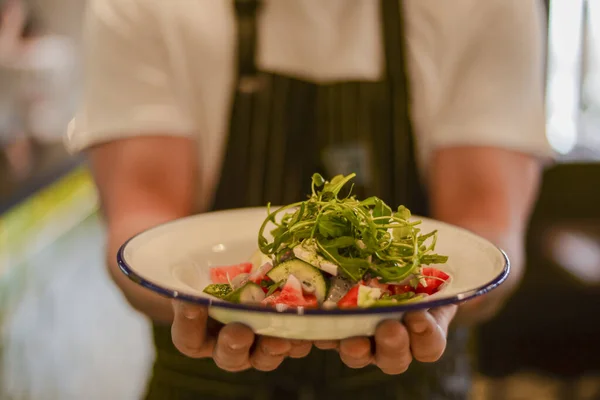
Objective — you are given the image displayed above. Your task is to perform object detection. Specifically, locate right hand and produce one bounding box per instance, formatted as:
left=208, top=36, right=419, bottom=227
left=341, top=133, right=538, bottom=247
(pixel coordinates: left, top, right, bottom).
left=171, top=300, right=313, bottom=372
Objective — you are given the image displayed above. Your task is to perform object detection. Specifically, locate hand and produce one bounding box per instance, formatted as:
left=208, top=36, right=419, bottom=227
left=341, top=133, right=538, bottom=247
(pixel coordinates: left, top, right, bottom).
left=314, top=304, right=457, bottom=374
left=171, top=301, right=313, bottom=372
left=1, top=0, right=26, bottom=36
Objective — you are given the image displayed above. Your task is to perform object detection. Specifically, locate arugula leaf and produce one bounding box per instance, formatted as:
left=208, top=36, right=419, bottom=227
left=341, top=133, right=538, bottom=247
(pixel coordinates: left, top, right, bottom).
left=395, top=205, right=411, bottom=221
left=382, top=292, right=416, bottom=301
left=418, top=230, right=437, bottom=244
left=369, top=261, right=416, bottom=283
left=360, top=197, right=378, bottom=207
left=312, top=173, right=326, bottom=187
left=373, top=198, right=392, bottom=225
left=318, top=215, right=349, bottom=238
left=320, top=236, right=356, bottom=249
left=266, top=280, right=284, bottom=297
left=420, top=254, right=449, bottom=265
left=323, top=173, right=356, bottom=198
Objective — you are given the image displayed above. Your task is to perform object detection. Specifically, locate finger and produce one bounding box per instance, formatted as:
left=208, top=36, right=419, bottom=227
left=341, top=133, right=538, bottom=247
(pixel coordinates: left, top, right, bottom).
left=213, top=323, right=255, bottom=372
left=339, top=337, right=372, bottom=369
left=250, top=337, right=292, bottom=371
left=404, top=305, right=457, bottom=363
left=314, top=340, right=338, bottom=351
left=374, top=320, right=412, bottom=375
left=404, top=311, right=442, bottom=362
left=171, top=301, right=213, bottom=358
left=289, top=340, right=313, bottom=358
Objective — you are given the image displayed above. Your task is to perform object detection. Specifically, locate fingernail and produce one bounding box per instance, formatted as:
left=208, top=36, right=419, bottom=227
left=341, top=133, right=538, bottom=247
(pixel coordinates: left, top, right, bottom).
left=264, top=347, right=285, bottom=357
left=228, top=341, right=245, bottom=350
left=381, top=335, right=398, bottom=347
left=262, top=341, right=291, bottom=356
left=411, top=321, right=428, bottom=334
left=178, top=302, right=200, bottom=319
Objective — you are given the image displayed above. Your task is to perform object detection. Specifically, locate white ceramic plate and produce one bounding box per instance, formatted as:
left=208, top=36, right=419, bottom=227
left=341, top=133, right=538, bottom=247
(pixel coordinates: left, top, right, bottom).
left=118, top=207, right=509, bottom=340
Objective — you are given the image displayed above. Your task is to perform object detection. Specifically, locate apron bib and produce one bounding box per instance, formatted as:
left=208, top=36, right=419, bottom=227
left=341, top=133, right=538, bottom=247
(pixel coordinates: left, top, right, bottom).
left=145, top=1, right=470, bottom=398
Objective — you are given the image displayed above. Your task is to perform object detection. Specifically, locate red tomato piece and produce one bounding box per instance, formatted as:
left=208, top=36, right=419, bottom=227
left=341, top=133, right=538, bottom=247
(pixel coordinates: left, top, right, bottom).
left=389, top=284, right=414, bottom=295
left=415, top=267, right=450, bottom=295
left=262, top=275, right=317, bottom=308
left=303, top=294, right=319, bottom=308
left=337, top=285, right=359, bottom=308
left=261, top=291, right=281, bottom=305
left=209, top=262, right=253, bottom=284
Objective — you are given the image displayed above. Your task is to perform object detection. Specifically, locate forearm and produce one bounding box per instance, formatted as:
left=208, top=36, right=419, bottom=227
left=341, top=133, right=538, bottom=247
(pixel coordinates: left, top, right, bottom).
left=106, top=211, right=183, bottom=324
left=429, top=147, right=542, bottom=325
left=433, top=213, right=525, bottom=325
left=89, top=136, right=198, bottom=325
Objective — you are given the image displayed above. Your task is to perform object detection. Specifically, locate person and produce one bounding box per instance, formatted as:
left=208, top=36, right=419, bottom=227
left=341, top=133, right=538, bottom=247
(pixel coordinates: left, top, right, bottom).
left=0, top=0, right=34, bottom=179
left=0, top=0, right=77, bottom=178
left=66, top=0, right=552, bottom=398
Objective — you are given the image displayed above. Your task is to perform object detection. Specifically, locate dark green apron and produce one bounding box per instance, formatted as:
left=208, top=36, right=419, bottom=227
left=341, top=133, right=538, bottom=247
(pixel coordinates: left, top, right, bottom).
left=145, top=1, right=471, bottom=398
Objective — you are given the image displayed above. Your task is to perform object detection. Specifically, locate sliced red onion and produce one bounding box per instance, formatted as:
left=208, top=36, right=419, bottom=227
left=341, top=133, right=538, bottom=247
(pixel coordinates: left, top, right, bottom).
left=230, top=273, right=250, bottom=289
left=248, top=262, right=273, bottom=281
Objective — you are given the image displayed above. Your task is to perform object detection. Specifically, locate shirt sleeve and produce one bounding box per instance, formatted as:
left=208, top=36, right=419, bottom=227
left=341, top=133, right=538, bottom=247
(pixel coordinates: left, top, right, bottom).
left=65, top=0, right=195, bottom=153
left=406, top=0, right=553, bottom=161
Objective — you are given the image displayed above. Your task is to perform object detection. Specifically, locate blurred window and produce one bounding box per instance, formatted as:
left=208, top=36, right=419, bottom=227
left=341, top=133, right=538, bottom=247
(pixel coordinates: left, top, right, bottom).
left=546, top=0, right=600, bottom=161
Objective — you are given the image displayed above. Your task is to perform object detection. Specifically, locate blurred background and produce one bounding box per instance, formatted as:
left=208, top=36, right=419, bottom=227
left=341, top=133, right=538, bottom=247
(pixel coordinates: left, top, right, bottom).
left=0, top=0, right=599, bottom=399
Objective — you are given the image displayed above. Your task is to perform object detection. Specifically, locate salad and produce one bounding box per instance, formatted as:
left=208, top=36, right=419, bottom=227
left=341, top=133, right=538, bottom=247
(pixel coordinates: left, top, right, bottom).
left=203, top=173, right=450, bottom=309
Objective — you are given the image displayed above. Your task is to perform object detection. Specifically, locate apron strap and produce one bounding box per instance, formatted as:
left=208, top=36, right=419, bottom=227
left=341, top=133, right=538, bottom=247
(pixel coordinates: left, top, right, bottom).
left=234, top=0, right=262, bottom=93
left=380, top=0, right=428, bottom=215
left=211, top=0, right=263, bottom=210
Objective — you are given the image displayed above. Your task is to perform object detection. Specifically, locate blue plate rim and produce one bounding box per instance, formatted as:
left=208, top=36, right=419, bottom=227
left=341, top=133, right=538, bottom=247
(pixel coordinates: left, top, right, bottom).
left=117, top=209, right=510, bottom=316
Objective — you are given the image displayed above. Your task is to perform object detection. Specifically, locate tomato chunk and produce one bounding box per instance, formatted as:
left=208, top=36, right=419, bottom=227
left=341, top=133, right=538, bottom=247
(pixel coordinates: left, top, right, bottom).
left=415, top=267, right=450, bottom=295
left=337, top=285, right=359, bottom=308
left=303, top=294, right=319, bottom=308
left=262, top=275, right=318, bottom=308
left=389, top=284, right=414, bottom=295
left=209, top=262, right=253, bottom=284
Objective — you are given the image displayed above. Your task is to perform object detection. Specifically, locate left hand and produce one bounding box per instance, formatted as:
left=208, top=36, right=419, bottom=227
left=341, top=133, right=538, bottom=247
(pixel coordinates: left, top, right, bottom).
left=172, top=301, right=313, bottom=372
left=314, top=304, right=457, bottom=374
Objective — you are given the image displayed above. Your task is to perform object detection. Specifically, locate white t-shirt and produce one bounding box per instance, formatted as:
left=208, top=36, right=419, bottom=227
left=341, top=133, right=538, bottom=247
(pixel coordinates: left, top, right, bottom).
left=66, top=0, right=552, bottom=212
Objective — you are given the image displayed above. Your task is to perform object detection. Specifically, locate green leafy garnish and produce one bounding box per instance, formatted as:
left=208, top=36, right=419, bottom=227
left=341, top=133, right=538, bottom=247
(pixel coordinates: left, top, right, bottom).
left=258, top=173, right=448, bottom=283
left=381, top=292, right=417, bottom=302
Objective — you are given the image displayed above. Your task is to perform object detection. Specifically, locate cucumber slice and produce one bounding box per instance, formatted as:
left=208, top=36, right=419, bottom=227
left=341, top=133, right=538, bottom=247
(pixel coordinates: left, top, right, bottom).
left=267, top=259, right=328, bottom=303
left=226, top=282, right=266, bottom=304
left=357, top=285, right=382, bottom=308
left=203, top=283, right=233, bottom=299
